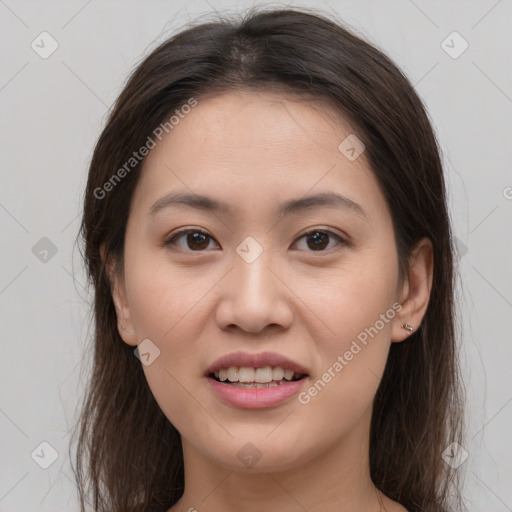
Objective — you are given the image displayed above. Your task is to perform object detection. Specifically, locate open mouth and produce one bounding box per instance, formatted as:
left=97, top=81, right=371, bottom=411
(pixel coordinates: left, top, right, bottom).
left=209, top=366, right=308, bottom=388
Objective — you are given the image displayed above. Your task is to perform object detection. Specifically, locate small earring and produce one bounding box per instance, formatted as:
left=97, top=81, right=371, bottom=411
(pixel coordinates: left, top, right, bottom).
left=120, top=324, right=126, bottom=331
left=401, top=323, right=414, bottom=333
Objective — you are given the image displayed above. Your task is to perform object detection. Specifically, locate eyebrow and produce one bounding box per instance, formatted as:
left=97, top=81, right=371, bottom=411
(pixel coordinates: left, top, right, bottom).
left=148, top=191, right=367, bottom=220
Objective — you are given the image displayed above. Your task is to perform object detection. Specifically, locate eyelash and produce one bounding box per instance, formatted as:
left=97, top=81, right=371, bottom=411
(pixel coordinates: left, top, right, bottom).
left=163, top=227, right=348, bottom=253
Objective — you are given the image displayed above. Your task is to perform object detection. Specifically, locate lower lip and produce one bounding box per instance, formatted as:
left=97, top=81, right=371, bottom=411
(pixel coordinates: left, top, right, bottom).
left=205, top=376, right=308, bottom=409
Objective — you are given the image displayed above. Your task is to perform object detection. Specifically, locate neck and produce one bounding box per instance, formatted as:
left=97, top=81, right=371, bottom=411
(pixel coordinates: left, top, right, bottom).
left=171, top=410, right=387, bottom=512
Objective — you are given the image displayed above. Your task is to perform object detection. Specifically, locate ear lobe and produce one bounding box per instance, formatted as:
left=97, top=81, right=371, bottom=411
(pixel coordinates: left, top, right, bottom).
left=101, top=243, right=138, bottom=347
left=391, top=237, right=434, bottom=343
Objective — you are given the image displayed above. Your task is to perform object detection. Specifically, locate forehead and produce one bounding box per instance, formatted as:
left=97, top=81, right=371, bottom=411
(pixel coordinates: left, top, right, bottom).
left=131, top=90, right=387, bottom=222
left=163, top=90, right=354, bottom=154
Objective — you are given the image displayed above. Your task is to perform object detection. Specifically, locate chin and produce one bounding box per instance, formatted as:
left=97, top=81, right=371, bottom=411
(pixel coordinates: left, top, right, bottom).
left=202, top=432, right=315, bottom=473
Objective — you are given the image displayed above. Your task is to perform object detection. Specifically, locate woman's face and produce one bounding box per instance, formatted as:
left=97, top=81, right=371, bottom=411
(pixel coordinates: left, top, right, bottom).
left=111, top=90, right=430, bottom=472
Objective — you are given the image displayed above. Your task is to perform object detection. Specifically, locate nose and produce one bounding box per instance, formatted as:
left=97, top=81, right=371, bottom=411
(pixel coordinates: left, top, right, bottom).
left=214, top=246, right=294, bottom=335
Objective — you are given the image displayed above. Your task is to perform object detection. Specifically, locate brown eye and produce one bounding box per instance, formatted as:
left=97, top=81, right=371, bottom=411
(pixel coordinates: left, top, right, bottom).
left=165, top=229, right=219, bottom=251
left=164, top=228, right=346, bottom=253
left=294, top=229, right=346, bottom=252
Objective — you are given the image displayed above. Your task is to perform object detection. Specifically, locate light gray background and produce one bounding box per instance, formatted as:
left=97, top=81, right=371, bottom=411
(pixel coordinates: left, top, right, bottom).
left=1, top=0, right=511, bottom=510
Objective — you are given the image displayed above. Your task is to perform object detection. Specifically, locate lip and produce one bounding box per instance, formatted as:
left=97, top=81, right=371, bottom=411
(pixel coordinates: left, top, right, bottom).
left=205, top=375, right=309, bottom=409
left=204, top=351, right=310, bottom=409
left=204, top=350, right=309, bottom=376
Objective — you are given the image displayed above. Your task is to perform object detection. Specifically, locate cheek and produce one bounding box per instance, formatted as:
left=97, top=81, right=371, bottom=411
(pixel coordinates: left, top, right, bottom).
left=299, top=306, right=393, bottom=444
left=303, top=247, right=398, bottom=416
left=126, top=264, right=214, bottom=436
left=125, top=245, right=213, bottom=341
left=315, top=247, right=398, bottom=349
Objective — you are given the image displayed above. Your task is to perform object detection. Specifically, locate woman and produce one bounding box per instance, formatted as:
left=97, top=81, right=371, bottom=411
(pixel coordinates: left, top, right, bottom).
left=73, top=6, right=466, bottom=512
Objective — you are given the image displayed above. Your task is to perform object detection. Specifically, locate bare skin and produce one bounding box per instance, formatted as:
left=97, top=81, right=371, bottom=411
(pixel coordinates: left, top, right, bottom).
left=108, top=90, right=432, bottom=512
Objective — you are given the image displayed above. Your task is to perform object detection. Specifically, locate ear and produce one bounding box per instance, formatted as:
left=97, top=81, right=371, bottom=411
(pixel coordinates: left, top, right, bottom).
left=391, top=237, right=434, bottom=342
left=100, top=243, right=138, bottom=347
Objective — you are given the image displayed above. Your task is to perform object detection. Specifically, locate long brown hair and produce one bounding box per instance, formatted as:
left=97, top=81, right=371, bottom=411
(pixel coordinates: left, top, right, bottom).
left=72, top=6, right=466, bottom=512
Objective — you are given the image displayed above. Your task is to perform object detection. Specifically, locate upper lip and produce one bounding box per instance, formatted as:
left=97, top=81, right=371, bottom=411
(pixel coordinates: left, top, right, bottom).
left=205, top=351, right=309, bottom=376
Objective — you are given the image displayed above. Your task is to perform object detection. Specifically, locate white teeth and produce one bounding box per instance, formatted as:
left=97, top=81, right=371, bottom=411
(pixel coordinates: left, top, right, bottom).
left=272, top=366, right=284, bottom=380
left=239, top=367, right=255, bottom=382
left=283, top=369, right=294, bottom=380
left=227, top=367, right=239, bottom=382
left=213, top=365, right=302, bottom=383
left=255, top=366, right=273, bottom=383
